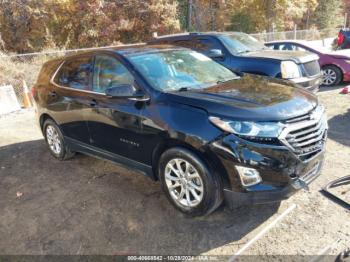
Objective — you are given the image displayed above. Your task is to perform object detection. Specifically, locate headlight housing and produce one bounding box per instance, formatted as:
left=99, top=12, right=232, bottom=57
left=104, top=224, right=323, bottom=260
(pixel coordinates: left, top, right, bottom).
left=209, top=116, right=283, bottom=138
left=281, top=61, right=301, bottom=79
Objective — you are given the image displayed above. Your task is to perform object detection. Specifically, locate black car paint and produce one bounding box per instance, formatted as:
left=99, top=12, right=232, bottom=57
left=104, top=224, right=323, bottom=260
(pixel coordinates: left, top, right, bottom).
left=33, top=45, right=325, bottom=207
left=148, top=33, right=322, bottom=92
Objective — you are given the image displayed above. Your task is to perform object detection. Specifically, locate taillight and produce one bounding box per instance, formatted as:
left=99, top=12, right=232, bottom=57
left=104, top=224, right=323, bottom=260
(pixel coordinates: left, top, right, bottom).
left=337, top=32, right=345, bottom=46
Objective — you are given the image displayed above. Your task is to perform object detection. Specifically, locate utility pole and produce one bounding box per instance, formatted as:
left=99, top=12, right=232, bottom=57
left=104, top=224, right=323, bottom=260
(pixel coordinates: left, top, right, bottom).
left=344, top=13, right=348, bottom=29
left=188, top=0, right=193, bottom=31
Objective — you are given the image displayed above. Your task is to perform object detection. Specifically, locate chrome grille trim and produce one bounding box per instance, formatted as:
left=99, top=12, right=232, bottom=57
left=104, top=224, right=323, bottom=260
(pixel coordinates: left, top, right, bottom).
left=303, top=60, right=321, bottom=77
left=300, top=160, right=322, bottom=184
left=285, top=114, right=310, bottom=123
left=279, top=105, right=328, bottom=161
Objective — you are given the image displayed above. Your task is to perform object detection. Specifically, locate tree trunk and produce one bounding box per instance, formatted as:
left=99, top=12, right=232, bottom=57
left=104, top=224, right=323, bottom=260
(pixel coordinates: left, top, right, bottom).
left=266, top=0, right=276, bottom=32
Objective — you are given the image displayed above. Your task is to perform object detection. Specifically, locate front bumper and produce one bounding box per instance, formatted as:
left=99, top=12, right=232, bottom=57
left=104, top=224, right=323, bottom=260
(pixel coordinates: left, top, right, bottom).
left=343, top=71, right=350, bottom=82
left=289, top=74, right=322, bottom=93
left=209, top=134, right=326, bottom=208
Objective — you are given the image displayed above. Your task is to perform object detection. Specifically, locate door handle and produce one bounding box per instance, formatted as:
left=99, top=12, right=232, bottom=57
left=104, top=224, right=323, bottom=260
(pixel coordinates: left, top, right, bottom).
left=48, top=91, right=57, bottom=98
left=90, top=99, right=97, bottom=107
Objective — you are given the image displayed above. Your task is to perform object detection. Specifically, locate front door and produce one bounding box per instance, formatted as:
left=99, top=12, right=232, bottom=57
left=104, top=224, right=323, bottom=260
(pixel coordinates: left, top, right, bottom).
left=86, top=54, right=146, bottom=162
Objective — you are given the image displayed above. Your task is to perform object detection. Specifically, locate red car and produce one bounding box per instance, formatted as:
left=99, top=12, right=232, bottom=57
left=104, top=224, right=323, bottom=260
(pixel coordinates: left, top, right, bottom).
left=266, top=40, right=350, bottom=86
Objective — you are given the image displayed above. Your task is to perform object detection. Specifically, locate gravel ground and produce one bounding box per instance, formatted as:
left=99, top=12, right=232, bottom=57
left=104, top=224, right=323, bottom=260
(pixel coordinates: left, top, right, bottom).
left=0, top=86, right=349, bottom=258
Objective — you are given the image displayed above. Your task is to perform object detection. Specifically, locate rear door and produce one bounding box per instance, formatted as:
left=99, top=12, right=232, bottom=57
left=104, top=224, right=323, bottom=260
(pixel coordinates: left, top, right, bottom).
left=85, top=53, right=146, bottom=162
left=48, top=55, right=93, bottom=144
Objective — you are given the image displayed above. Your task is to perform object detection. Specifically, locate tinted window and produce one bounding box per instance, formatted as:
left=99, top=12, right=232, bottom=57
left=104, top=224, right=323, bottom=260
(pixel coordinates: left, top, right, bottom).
left=175, top=40, right=196, bottom=49
left=219, top=33, right=266, bottom=54
left=274, top=43, right=307, bottom=52
left=55, top=56, right=92, bottom=90
left=92, top=55, right=134, bottom=94
left=195, top=38, right=223, bottom=53
left=174, top=38, right=223, bottom=55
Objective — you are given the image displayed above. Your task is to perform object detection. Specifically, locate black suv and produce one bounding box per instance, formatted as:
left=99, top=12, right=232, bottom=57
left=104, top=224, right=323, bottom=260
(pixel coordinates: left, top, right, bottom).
left=149, top=32, right=322, bottom=93
left=33, top=45, right=328, bottom=216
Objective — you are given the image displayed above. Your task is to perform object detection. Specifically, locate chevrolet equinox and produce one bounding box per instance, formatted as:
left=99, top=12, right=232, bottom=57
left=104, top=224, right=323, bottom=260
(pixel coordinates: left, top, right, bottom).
left=33, top=45, right=328, bottom=216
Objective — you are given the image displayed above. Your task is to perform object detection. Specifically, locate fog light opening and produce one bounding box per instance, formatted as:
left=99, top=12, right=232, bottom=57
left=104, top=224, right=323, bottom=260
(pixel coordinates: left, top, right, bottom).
left=235, top=166, right=262, bottom=187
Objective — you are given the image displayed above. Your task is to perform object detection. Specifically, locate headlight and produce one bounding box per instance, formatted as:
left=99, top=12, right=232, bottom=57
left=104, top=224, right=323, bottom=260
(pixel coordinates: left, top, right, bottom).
left=209, top=116, right=283, bottom=138
left=345, top=60, right=350, bottom=64
left=281, top=61, right=301, bottom=79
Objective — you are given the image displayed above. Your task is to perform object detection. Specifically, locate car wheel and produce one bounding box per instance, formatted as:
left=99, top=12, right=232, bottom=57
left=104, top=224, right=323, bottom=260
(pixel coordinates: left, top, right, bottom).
left=159, top=147, right=223, bottom=216
left=43, top=119, right=75, bottom=160
left=322, top=65, right=342, bottom=86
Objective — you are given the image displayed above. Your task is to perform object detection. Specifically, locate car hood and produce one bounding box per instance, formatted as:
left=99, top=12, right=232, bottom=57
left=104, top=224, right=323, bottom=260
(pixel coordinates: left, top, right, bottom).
left=240, top=49, right=319, bottom=64
left=165, top=75, right=318, bottom=121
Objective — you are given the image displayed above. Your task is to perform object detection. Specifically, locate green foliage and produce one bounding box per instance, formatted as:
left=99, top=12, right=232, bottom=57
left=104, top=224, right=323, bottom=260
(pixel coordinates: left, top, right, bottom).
left=311, top=0, right=344, bottom=29
left=227, top=11, right=256, bottom=33
left=176, top=0, right=189, bottom=30
left=0, top=0, right=180, bottom=53
left=0, top=0, right=347, bottom=53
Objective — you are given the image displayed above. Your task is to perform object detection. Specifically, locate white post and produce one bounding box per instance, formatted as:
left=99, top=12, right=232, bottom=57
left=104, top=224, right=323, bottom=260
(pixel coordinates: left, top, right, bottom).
left=294, top=24, right=297, bottom=39
left=188, top=0, right=193, bottom=30
left=344, top=13, right=348, bottom=28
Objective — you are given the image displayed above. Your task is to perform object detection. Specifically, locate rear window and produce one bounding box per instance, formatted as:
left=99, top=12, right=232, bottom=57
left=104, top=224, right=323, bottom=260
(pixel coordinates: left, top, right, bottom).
left=54, top=56, right=93, bottom=91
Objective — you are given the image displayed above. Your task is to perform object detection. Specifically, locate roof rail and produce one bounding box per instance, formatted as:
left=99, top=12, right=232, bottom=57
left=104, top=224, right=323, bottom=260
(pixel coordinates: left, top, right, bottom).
left=155, top=32, right=191, bottom=39
left=155, top=32, right=204, bottom=39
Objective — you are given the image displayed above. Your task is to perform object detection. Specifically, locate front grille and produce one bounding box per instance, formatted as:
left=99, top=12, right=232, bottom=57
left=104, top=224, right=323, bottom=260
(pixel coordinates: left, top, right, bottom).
left=279, top=106, right=328, bottom=161
left=303, top=61, right=320, bottom=77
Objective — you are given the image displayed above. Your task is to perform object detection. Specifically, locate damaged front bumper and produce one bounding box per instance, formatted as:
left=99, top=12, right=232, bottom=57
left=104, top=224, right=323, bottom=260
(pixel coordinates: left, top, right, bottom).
left=209, top=133, right=326, bottom=209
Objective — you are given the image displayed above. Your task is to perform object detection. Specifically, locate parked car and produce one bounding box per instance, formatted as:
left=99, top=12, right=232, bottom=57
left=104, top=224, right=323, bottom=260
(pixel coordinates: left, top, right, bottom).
left=149, top=32, right=322, bottom=93
left=32, top=45, right=328, bottom=216
left=266, top=40, right=350, bottom=86
left=335, top=28, right=350, bottom=50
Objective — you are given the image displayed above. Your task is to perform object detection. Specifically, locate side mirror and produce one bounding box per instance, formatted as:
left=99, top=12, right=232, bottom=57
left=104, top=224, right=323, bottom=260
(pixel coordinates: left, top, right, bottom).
left=105, top=84, right=148, bottom=101
left=208, top=49, right=224, bottom=59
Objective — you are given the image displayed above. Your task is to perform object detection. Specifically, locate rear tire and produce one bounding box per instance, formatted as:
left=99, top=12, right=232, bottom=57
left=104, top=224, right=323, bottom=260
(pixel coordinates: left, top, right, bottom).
left=43, top=119, right=75, bottom=160
left=158, top=147, right=223, bottom=216
left=322, top=65, right=342, bottom=86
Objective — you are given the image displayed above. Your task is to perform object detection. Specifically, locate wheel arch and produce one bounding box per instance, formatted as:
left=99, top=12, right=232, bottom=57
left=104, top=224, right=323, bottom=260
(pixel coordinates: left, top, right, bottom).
left=151, top=139, right=231, bottom=189
left=39, top=113, right=57, bottom=133
left=322, top=64, right=344, bottom=81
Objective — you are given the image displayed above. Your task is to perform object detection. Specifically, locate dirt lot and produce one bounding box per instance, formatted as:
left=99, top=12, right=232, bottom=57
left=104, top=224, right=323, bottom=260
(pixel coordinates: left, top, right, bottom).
left=0, top=86, right=349, bottom=257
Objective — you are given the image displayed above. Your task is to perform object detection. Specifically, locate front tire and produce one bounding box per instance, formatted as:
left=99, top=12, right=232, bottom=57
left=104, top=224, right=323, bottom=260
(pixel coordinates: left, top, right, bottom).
left=43, top=119, right=75, bottom=160
left=159, top=147, right=223, bottom=216
left=322, top=65, right=342, bottom=86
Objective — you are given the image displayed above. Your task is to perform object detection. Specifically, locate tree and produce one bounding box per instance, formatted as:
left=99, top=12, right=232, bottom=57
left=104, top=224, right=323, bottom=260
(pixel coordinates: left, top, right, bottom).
left=224, top=0, right=318, bottom=33
left=0, top=0, right=180, bottom=52
left=312, top=0, right=344, bottom=29
left=0, top=0, right=54, bottom=53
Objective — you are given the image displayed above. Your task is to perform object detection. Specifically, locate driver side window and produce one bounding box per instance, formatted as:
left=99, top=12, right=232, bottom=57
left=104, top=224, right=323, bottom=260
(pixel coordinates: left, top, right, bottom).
left=93, top=55, right=134, bottom=94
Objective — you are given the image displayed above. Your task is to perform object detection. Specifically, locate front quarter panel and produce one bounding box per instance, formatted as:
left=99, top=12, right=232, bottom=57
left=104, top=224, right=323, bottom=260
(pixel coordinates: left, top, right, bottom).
left=140, top=97, right=222, bottom=165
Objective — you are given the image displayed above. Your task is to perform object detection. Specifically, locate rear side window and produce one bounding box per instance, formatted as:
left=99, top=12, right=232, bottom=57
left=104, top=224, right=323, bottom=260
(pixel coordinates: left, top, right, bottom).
left=54, top=56, right=93, bottom=90
left=195, top=38, right=223, bottom=53
left=174, top=40, right=196, bottom=49
left=174, top=38, right=224, bottom=56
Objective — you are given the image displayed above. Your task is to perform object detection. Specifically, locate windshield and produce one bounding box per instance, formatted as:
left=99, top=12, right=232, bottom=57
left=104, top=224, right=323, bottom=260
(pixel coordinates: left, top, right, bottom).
left=127, top=50, right=237, bottom=92
left=220, top=33, right=266, bottom=54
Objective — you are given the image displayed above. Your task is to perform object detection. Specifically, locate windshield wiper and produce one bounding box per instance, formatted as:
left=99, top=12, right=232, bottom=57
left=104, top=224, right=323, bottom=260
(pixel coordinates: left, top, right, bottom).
left=167, top=86, right=197, bottom=92
left=178, top=87, right=190, bottom=92
left=237, top=50, right=251, bottom=54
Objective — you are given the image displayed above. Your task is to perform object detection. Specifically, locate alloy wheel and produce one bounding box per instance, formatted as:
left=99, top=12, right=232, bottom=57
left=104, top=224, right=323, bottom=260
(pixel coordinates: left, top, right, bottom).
left=322, top=69, right=337, bottom=86
left=164, top=158, right=204, bottom=207
left=46, top=125, right=62, bottom=155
